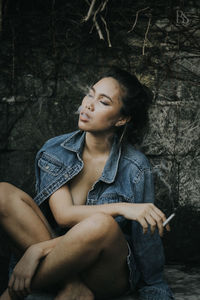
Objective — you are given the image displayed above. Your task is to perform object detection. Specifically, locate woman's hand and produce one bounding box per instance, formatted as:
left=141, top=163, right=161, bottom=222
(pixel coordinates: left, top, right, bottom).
left=8, top=244, right=50, bottom=299
left=120, top=203, right=170, bottom=236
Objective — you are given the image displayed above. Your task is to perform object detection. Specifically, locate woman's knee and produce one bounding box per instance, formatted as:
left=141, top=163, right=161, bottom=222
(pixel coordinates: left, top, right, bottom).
left=79, top=213, right=120, bottom=243
left=0, top=182, right=25, bottom=217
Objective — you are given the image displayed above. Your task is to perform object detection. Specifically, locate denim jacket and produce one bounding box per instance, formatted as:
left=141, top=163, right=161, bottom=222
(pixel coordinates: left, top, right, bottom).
left=34, top=130, right=174, bottom=300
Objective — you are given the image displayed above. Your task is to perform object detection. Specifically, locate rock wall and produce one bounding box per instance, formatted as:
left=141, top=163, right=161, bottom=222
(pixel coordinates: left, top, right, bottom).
left=0, top=0, right=200, bottom=290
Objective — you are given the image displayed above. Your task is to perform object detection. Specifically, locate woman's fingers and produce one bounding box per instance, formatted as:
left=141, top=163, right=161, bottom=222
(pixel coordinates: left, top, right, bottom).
left=24, top=277, right=32, bottom=294
left=145, top=214, right=157, bottom=235
left=139, top=204, right=169, bottom=236
left=152, top=206, right=166, bottom=222
left=150, top=210, right=165, bottom=236
left=8, top=275, right=29, bottom=299
left=165, top=223, right=171, bottom=231
left=19, top=278, right=30, bottom=298
left=138, top=217, right=149, bottom=234
left=152, top=207, right=172, bottom=232
left=127, top=203, right=170, bottom=236
left=9, top=277, right=21, bottom=299
left=12, top=276, right=20, bottom=295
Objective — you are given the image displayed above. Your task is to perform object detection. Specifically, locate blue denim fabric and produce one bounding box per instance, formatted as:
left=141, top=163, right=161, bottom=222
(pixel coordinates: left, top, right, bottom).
left=34, top=130, right=174, bottom=299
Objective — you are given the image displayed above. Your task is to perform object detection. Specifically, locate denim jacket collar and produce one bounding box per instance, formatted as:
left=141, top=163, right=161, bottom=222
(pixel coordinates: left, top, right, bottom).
left=60, top=130, right=121, bottom=184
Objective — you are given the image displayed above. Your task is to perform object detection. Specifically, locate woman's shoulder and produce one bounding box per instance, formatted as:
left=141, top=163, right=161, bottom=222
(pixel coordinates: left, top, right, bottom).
left=121, top=143, right=151, bottom=171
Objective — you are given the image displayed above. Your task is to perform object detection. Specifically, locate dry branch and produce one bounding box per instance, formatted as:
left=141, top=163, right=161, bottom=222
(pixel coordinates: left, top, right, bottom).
left=0, top=0, right=2, bottom=32
left=94, top=19, right=104, bottom=40
left=101, top=15, right=111, bottom=47
left=142, top=14, right=152, bottom=55
left=83, top=0, right=97, bottom=22
left=83, top=0, right=111, bottom=47
left=128, top=7, right=149, bottom=33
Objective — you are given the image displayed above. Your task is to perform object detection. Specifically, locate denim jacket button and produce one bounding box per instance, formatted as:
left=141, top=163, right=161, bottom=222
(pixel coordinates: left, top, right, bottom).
left=43, top=191, right=48, bottom=196
left=45, top=165, right=50, bottom=170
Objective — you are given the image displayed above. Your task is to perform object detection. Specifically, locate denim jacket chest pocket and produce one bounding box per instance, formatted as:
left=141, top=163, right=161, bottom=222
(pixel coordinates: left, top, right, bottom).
left=35, top=151, right=83, bottom=205
left=36, top=152, right=67, bottom=199
left=38, top=152, right=64, bottom=176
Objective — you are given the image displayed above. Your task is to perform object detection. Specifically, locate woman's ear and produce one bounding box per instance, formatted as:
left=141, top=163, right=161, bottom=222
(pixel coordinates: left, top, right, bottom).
left=115, top=116, right=131, bottom=127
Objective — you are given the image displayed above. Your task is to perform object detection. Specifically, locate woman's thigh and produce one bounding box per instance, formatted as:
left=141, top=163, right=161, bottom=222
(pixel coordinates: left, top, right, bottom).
left=0, top=182, right=52, bottom=251
left=80, top=216, right=130, bottom=299
left=31, top=213, right=130, bottom=298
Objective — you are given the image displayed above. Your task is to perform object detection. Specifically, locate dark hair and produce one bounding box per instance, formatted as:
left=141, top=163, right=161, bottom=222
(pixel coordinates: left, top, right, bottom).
left=100, top=66, right=152, bottom=145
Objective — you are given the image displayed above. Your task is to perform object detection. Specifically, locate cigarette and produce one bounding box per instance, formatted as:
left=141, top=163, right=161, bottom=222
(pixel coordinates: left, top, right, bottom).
left=163, top=213, right=175, bottom=227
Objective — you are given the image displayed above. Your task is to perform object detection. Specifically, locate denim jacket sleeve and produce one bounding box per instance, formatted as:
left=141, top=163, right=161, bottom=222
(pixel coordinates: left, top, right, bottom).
left=131, top=168, right=174, bottom=300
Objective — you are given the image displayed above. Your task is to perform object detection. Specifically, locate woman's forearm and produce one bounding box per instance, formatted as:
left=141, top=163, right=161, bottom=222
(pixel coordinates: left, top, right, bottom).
left=55, top=202, right=168, bottom=237
left=54, top=202, right=124, bottom=227
left=8, top=236, right=64, bottom=298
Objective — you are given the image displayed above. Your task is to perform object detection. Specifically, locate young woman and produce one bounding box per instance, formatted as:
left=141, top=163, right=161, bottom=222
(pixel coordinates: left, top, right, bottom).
left=0, top=67, right=174, bottom=300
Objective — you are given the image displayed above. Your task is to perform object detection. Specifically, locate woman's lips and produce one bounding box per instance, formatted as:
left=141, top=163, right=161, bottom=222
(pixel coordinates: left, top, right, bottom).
left=79, top=111, right=90, bottom=121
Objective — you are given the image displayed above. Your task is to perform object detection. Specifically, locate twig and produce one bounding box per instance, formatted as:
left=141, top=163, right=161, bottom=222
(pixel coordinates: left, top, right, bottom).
left=11, top=22, right=15, bottom=95
left=101, top=15, right=111, bottom=47
left=128, top=7, right=149, bottom=33
left=89, top=22, right=95, bottom=34
left=51, top=0, right=56, bottom=56
left=0, top=0, right=2, bottom=32
left=142, top=14, right=151, bottom=55
left=93, top=1, right=104, bottom=22
left=100, top=0, right=109, bottom=12
left=83, top=0, right=97, bottom=22
left=94, top=19, right=104, bottom=40
left=83, top=0, right=110, bottom=46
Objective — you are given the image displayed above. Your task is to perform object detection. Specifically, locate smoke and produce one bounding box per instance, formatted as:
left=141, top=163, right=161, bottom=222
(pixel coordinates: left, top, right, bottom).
left=74, top=105, right=83, bottom=115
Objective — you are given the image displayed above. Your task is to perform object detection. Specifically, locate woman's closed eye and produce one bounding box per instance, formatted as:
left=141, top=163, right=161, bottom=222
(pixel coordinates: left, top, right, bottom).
left=100, top=100, right=109, bottom=106
left=99, top=95, right=111, bottom=106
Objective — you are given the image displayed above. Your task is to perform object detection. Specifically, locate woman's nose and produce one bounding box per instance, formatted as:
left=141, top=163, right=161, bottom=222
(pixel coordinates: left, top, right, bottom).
left=85, top=101, right=94, bottom=111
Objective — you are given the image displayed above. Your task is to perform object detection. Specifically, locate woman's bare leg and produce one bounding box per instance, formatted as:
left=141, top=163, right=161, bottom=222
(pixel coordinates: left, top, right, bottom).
left=0, top=182, right=52, bottom=252
left=0, top=183, right=129, bottom=299
left=0, top=290, right=10, bottom=300
left=31, top=213, right=130, bottom=299
left=0, top=182, right=54, bottom=299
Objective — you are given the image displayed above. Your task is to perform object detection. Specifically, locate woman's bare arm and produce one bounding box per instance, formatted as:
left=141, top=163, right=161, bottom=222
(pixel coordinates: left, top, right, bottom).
left=49, top=184, right=169, bottom=236
left=8, top=237, right=63, bottom=298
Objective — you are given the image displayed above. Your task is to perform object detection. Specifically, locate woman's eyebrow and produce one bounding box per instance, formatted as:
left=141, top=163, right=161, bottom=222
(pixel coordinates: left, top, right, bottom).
left=91, top=87, right=113, bottom=102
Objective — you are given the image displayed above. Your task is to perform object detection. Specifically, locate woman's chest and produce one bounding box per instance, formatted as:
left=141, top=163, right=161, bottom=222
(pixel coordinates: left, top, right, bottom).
left=68, top=158, right=106, bottom=205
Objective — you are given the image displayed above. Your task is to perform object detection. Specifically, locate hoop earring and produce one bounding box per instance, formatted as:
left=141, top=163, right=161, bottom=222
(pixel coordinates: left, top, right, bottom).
left=119, top=123, right=127, bottom=145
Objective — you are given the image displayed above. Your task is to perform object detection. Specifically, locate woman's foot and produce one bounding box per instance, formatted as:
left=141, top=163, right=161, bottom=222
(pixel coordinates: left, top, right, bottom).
left=0, top=289, right=11, bottom=300
left=54, top=280, right=94, bottom=300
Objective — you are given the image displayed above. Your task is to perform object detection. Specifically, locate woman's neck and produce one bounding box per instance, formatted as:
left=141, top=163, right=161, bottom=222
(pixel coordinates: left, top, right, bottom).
left=84, top=131, right=114, bottom=157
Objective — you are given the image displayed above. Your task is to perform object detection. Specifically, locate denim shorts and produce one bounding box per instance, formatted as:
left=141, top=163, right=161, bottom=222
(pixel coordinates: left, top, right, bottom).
left=126, top=241, right=140, bottom=293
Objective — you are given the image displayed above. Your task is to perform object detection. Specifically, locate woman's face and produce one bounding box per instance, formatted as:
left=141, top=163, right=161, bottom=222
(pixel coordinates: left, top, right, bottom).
left=78, top=77, right=127, bottom=134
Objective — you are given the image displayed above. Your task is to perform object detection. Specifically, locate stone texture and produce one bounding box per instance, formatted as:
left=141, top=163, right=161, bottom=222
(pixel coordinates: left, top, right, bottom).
left=179, top=156, right=200, bottom=207
left=0, top=151, right=36, bottom=196
left=0, top=103, right=7, bottom=149
left=149, top=157, right=179, bottom=212
left=141, top=105, right=177, bottom=156
left=4, top=99, right=79, bottom=151
left=175, top=104, right=200, bottom=157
